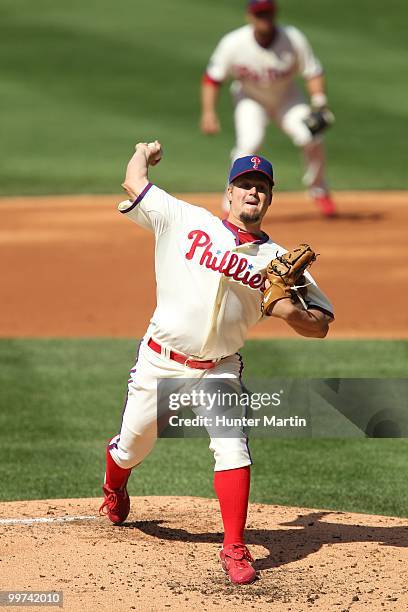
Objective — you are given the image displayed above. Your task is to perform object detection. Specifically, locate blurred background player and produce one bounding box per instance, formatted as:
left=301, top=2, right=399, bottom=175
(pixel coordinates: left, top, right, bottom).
left=200, top=0, right=337, bottom=217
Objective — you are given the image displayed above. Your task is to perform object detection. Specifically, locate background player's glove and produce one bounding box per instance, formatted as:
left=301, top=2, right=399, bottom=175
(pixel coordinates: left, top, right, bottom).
left=262, top=244, right=317, bottom=316
left=304, top=107, right=335, bottom=136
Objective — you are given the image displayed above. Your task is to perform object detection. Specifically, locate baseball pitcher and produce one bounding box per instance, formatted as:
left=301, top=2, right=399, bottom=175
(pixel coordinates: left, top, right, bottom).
left=99, top=141, right=334, bottom=584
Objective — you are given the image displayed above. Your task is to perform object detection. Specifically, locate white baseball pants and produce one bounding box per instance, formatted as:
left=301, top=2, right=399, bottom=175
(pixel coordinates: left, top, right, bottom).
left=109, top=339, right=252, bottom=472
left=230, top=96, right=329, bottom=197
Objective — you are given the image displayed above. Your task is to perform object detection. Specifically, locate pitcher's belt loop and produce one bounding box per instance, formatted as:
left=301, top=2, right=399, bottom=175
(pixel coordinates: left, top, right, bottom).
left=147, top=338, right=220, bottom=370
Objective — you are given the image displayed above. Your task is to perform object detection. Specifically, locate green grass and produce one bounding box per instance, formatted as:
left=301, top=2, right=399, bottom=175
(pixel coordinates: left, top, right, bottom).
left=0, top=0, right=407, bottom=194
left=0, top=338, right=407, bottom=516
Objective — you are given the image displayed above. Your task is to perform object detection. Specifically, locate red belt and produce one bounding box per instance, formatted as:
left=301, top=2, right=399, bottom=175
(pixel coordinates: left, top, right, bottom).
left=147, top=338, right=218, bottom=370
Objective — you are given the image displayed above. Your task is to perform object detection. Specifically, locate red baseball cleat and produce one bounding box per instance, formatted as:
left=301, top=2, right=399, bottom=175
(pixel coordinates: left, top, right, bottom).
left=220, top=543, right=257, bottom=585
left=99, top=484, right=130, bottom=525
left=313, top=194, right=337, bottom=217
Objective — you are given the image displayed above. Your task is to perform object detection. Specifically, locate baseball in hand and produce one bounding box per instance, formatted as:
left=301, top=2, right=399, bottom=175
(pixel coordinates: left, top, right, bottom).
left=147, top=140, right=163, bottom=166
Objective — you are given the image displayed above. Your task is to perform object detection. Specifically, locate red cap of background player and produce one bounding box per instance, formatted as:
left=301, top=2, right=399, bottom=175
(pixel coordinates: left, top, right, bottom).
left=247, top=0, right=276, bottom=14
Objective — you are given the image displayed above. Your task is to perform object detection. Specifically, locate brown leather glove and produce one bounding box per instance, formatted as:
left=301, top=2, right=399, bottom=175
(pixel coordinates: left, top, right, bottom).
left=262, top=244, right=317, bottom=316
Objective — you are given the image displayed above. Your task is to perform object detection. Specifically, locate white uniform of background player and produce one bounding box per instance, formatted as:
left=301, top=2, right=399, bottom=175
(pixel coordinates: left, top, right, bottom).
left=201, top=0, right=337, bottom=217
left=99, top=141, right=334, bottom=584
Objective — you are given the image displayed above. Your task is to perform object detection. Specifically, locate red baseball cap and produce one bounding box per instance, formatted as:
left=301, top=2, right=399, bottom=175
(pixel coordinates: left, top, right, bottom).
left=247, top=0, right=276, bottom=14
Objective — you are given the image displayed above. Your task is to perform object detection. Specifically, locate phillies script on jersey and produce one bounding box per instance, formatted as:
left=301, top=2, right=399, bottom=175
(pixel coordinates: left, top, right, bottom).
left=185, top=230, right=265, bottom=290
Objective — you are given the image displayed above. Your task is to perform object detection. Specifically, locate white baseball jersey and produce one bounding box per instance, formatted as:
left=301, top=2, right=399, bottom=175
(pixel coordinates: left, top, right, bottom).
left=118, top=183, right=333, bottom=360
left=206, top=24, right=323, bottom=112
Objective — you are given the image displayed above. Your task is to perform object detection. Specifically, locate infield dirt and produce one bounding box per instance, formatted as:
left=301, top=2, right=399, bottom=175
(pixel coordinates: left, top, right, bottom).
left=1, top=191, right=407, bottom=338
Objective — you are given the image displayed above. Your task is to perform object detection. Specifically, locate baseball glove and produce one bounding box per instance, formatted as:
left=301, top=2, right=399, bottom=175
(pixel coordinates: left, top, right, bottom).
left=304, top=107, right=335, bottom=136
left=262, top=244, right=317, bottom=315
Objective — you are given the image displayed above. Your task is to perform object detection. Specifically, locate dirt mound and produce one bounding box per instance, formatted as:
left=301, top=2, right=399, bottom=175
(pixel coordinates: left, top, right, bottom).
left=1, top=496, right=407, bottom=611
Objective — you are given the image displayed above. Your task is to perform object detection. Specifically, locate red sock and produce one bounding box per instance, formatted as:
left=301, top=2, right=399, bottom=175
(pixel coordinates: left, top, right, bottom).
left=214, top=466, right=250, bottom=546
left=105, top=445, right=131, bottom=490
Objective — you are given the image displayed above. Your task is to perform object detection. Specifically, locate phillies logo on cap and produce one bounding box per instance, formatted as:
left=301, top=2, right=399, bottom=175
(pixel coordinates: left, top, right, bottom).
left=251, top=156, right=261, bottom=170
left=228, top=155, right=275, bottom=186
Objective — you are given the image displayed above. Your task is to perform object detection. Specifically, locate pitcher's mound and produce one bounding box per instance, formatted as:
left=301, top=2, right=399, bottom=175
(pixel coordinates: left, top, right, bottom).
left=1, top=496, right=407, bottom=611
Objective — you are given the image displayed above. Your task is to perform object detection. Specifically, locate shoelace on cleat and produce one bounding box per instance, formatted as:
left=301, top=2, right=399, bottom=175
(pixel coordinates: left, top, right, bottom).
left=224, top=544, right=254, bottom=564
left=99, top=493, right=118, bottom=515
